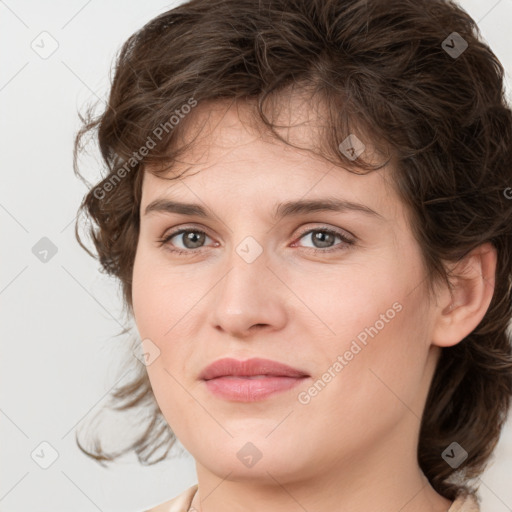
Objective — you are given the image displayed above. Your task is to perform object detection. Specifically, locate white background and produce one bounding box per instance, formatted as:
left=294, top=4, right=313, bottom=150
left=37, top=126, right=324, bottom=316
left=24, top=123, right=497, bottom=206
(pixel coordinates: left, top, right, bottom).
left=1, top=1, right=511, bottom=511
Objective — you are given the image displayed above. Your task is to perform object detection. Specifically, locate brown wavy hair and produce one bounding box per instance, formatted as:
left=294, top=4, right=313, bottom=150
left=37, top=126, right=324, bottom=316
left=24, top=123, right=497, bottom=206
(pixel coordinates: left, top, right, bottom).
left=73, top=0, right=512, bottom=501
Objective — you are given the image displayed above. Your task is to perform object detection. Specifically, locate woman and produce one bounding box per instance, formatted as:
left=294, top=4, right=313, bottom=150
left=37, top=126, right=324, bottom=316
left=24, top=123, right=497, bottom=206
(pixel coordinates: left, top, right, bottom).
left=73, top=0, right=512, bottom=510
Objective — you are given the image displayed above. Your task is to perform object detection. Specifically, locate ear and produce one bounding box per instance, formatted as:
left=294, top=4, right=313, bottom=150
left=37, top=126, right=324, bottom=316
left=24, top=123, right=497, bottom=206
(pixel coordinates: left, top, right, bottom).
left=431, top=242, right=497, bottom=348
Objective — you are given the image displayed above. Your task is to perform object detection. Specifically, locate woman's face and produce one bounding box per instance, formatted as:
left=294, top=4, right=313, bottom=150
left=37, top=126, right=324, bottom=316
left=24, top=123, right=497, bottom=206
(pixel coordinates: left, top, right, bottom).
left=132, top=99, right=442, bottom=484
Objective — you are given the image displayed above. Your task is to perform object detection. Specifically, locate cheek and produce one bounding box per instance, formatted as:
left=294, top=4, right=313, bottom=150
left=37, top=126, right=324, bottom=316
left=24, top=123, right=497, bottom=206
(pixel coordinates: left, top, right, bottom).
left=285, top=258, right=408, bottom=343
left=294, top=255, right=432, bottom=411
left=131, top=246, right=203, bottom=385
left=132, top=250, right=201, bottom=432
left=131, top=246, right=186, bottom=340
left=305, top=282, right=432, bottom=427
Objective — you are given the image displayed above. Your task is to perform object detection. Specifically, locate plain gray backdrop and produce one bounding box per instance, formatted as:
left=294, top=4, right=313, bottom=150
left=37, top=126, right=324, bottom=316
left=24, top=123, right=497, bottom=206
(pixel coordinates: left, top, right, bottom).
left=1, top=0, right=511, bottom=511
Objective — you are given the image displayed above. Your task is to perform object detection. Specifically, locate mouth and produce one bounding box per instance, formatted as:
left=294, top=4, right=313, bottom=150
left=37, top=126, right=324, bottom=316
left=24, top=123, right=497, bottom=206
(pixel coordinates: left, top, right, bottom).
left=199, top=357, right=310, bottom=402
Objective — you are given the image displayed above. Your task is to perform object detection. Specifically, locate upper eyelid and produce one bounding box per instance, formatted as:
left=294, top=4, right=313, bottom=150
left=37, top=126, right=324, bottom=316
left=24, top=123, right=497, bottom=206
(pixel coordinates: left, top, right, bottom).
left=297, top=225, right=355, bottom=240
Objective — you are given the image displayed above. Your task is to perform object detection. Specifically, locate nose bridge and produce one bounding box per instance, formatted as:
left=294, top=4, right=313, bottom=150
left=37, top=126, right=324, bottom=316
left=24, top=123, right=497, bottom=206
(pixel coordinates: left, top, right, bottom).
left=218, top=234, right=269, bottom=310
left=209, top=233, right=286, bottom=335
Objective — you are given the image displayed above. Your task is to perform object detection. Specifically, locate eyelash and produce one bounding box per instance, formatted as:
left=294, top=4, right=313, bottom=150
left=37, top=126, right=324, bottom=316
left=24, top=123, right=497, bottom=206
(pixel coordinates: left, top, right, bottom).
left=156, top=226, right=355, bottom=255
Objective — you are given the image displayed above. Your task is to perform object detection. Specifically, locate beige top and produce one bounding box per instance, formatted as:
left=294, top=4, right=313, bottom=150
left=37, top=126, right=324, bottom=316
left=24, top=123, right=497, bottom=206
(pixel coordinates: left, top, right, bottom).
left=145, top=484, right=481, bottom=512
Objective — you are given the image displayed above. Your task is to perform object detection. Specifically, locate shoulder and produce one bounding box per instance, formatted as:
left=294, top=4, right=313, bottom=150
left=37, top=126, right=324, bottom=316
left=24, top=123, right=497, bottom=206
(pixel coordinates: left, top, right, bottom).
left=145, top=484, right=198, bottom=512
left=448, top=492, right=480, bottom=512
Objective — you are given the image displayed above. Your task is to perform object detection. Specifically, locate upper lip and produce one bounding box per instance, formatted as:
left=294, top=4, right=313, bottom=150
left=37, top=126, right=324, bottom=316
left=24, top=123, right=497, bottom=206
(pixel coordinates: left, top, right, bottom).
left=200, top=357, right=310, bottom=380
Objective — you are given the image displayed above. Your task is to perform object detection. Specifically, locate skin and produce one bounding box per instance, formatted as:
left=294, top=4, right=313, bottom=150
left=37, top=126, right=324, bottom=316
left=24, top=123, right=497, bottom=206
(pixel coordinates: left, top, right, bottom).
left=132, top=97, right=496, bottom=512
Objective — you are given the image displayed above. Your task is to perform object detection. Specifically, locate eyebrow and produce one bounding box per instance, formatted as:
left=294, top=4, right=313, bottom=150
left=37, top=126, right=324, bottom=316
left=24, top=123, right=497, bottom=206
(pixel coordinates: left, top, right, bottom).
left=144, top=197, right=384, bottom=220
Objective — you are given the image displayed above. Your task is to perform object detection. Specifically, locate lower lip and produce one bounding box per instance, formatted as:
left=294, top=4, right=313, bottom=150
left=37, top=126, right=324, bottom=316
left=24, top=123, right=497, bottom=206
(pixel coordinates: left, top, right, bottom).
left=203, top=375, right=308, bottom=402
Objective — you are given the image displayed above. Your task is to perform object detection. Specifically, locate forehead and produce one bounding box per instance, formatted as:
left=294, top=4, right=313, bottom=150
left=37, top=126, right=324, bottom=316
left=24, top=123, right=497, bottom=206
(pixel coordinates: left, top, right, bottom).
left=140, top=97, right=401, bottom=222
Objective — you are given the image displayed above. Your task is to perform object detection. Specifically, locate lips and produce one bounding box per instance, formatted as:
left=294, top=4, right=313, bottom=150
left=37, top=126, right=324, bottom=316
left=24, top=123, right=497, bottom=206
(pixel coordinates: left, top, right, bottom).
left=199, top=357, right=310, bottom=402
left=199, top=357, right=310, bottom=380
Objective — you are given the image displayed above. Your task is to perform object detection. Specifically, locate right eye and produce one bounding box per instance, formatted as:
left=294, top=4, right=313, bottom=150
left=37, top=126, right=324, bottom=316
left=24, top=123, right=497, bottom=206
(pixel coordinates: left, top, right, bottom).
left=157, top=227, right=218, bottom=254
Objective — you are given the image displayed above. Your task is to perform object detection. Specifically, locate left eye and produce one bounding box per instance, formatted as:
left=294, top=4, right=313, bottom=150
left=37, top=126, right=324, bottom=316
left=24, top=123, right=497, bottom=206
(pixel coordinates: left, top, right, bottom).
left=294, top=228, right=354, bottom=251
left=158, top=227, right=354, bottom=254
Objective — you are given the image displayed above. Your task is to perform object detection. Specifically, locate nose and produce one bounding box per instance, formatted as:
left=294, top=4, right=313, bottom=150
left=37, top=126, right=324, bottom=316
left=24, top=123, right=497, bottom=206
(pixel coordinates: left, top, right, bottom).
left=209, top=245, right=288, bottom=339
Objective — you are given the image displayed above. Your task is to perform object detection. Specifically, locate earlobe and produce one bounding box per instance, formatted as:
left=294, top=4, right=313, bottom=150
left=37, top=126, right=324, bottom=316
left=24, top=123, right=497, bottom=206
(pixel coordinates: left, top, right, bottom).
left=431, top=242, right=497, bottom=348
